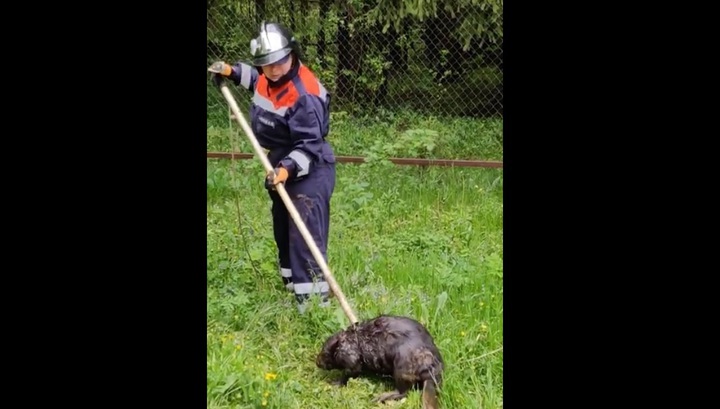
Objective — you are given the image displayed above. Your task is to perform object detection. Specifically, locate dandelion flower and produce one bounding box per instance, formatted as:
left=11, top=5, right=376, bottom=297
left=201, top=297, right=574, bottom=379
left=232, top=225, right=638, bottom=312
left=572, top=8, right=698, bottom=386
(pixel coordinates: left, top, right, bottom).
left=264, top=391, right=270, bottom=397
left=460, top=331, right=466, bottom=337
left=262, top=399, right=268, bottom=406
left=235, top=344, right=242, bottom=350
left=264, top=372, right=278, bottom=381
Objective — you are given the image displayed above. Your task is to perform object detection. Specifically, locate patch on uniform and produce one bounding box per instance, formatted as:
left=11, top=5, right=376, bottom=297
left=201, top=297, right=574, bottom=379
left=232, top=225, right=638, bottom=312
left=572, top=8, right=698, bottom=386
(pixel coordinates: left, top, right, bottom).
left=258, top=116, right=275, bottom=128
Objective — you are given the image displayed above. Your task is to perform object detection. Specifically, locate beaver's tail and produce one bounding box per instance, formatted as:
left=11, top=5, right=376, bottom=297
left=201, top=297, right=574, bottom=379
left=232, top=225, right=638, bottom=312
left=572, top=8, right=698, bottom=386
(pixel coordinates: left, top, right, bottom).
left=417, top=349, right=442, bottom=409
left=421, top=378, right=439, bottom=409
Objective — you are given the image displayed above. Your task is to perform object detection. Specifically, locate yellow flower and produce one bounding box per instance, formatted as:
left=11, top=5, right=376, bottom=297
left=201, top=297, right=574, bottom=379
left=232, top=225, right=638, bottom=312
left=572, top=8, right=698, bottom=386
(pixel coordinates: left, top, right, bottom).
left=264, top=391, right=270, bottom=397
left=264, top=372, right=277, bottom=381
left=262, top=399, right=268, bottom=406
left=460, top=331, right=466, bottom=337
left=235, top=344, right=242, bottom=350
left=481, top=324, right=488, bottom=331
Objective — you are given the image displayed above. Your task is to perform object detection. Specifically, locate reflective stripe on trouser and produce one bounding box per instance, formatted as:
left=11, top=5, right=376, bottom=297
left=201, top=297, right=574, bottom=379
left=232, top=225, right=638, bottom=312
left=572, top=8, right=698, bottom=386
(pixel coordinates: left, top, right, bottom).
left=295, top=279, right=331, bottom=312
left=268, top=162, right=335, bottom=306
left=280, top=267, right=293, bottom=291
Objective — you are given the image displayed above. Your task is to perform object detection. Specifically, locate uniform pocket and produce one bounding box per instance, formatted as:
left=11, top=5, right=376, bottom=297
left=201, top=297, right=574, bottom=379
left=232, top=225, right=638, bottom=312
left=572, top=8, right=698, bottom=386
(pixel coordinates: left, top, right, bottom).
left=322, top=154, right=336, bottom=164
left=249, top=104, right=259, bottom=134
left=320, top=143, right=336, bottom=164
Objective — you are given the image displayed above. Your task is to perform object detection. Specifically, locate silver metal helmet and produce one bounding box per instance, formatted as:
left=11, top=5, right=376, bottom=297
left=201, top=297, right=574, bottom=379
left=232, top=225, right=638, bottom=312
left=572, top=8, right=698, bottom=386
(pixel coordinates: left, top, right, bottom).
left=249, top=21, right=298, bottom=66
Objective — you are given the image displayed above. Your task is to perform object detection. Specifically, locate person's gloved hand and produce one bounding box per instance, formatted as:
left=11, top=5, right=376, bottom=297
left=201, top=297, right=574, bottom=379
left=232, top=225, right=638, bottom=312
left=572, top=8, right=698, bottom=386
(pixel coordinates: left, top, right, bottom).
left=265, top=167, right=289, bottom=190
left=208, top=61, right=233, bottom=86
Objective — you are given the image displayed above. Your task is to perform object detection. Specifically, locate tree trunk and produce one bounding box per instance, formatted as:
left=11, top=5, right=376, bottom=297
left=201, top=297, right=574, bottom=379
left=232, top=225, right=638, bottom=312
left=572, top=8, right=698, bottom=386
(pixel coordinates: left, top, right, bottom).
left=255, top=0, right=265, bottom=25
left=336, top=7, right=359, bottom=102
left=318, top=0, right=330, bottom=68
left=384, top=19, right=408, bottom=77
left=288, top=1, right=296, bottom=31
left=422, top=11, right=465, bottom=85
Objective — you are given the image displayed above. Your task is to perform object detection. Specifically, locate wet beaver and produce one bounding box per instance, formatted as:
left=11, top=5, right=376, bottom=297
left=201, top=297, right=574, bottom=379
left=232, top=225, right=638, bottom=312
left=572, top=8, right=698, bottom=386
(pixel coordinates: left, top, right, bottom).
left=315, top=315, right=444, bottom=409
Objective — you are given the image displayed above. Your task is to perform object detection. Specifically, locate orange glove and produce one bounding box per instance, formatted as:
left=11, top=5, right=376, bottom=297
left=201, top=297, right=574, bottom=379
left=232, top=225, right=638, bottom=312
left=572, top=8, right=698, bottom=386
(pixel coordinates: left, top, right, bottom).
left=208, top=61, right=233, bottom=87
left=207, top=61, right=233, bottom=76
left=265, top=167, right=288, bottom=190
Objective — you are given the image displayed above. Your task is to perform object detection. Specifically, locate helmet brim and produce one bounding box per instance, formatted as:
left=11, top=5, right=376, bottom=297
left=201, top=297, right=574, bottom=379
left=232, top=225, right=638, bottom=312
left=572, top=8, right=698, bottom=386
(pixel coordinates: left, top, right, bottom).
left=253, top=48, right=292, bottom=66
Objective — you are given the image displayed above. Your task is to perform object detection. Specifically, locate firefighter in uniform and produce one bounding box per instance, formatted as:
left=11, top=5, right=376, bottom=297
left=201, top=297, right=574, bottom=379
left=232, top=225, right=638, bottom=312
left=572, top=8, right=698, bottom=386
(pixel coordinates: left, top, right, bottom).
left=209, top=21, right=335, bottom=312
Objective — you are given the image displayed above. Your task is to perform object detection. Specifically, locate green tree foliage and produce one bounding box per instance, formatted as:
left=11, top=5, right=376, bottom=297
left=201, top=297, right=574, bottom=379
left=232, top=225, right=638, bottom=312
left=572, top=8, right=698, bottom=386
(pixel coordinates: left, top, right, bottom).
left=207, top=0, right=503, bottom=122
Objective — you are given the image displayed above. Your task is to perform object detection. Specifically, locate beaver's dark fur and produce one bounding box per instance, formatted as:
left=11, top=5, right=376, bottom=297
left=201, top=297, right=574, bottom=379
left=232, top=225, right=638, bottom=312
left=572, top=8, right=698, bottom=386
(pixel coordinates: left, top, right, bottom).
left=316, top=315, right=444, bottom=408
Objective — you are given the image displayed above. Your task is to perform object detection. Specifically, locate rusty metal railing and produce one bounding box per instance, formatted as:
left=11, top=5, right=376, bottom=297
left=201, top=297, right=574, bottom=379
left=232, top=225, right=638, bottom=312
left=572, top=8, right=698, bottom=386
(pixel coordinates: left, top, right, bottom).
left=207, top=152, right=503, bottom=168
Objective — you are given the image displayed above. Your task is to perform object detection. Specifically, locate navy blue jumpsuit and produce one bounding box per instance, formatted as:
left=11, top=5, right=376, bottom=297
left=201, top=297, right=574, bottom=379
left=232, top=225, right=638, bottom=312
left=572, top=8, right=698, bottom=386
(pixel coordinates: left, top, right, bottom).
left=227, top=60, right=335, bottom=308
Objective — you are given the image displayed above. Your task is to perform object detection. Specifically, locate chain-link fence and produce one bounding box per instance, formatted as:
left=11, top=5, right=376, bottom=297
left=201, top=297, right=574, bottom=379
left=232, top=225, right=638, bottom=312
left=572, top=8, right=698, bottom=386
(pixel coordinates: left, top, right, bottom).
left=207, top=0, right=503, bottom=128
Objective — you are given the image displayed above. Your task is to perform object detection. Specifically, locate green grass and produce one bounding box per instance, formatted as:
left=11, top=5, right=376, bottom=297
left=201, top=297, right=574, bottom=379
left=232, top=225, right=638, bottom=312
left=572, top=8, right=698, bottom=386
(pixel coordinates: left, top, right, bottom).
left=208, top=108, right=503, bottom=162
left=207, top=133, right=503, bottom=408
